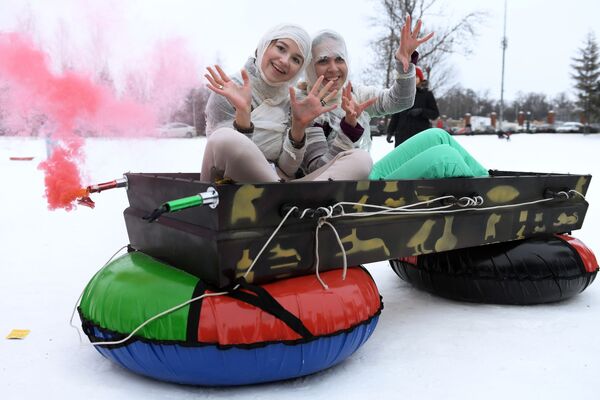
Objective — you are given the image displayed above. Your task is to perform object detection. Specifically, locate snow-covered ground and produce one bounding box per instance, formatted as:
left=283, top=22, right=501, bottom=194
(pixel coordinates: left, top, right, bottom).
left=1, top=133, right=599, bottom=399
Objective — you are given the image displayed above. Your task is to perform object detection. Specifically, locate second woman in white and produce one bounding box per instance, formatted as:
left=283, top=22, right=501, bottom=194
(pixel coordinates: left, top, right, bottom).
left=201, top=23, right=372, bottom=183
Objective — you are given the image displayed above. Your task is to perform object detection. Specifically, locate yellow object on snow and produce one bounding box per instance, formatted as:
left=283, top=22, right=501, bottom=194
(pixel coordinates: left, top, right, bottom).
left=6, top=329, right=30, bottom=339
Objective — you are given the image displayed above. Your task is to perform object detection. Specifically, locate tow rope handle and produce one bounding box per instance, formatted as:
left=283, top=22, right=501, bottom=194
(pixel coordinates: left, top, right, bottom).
left=87, top=177, right=128, bottom=194
left=77, top=176, right=129, bottom=208
left=144, top=187, right=219, bottom=222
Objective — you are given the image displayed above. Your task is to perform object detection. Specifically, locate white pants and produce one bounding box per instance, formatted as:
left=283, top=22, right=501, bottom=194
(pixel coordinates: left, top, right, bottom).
left=201, top=128, right=372, bottom=183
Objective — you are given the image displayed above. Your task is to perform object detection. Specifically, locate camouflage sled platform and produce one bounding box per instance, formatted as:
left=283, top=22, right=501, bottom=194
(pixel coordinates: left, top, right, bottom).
left=123, top=171, right=591, bottom=288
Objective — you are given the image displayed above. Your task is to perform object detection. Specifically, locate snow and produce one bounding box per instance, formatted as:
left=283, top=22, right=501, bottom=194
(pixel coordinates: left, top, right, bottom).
left=1, top=133, right=599, bottom=399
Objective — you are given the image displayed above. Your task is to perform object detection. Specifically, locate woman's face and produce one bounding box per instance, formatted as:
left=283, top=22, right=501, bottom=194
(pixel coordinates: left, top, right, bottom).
left=260, top=39, right=305, bottom=84
left=313, top=54, right=348, bottom=91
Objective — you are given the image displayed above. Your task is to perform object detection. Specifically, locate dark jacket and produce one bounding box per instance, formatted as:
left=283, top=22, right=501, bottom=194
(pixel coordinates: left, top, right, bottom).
left=387, top=83, right=439, bottom=147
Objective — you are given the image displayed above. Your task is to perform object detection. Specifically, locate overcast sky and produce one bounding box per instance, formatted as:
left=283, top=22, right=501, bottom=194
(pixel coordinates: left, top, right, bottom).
left=1, top=0, right=599, bottom=102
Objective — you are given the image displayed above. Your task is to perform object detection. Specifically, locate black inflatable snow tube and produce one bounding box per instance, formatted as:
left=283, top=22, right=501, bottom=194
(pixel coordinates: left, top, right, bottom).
left=390, top=234, right=598, bottom=305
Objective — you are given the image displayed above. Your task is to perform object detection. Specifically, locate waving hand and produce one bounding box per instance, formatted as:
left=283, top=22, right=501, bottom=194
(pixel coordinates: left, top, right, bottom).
left=395, top=15, right=435, bottom=72
left=288, top=76, right=339, bottom=142
left=289, top=76, right=338, bottom=128
left=341, top=81, right=377, bottom=127
left=205, top=65, right=252, bottom=114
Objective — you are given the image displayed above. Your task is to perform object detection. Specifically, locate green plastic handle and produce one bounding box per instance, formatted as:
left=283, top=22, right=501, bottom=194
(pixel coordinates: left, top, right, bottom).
left=160, top=187, right=219, bottom=213
left=165, top=195, right=203, bottom=212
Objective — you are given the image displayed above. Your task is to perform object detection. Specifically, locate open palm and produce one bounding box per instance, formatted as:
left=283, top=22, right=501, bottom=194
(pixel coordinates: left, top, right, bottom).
left=205, top=65, right=252, bottom=114
left=289, top=76, right=338, bottom=129
left=341, top=82, right=377, bottom=127
left=395, top=15, right=435, bottom=72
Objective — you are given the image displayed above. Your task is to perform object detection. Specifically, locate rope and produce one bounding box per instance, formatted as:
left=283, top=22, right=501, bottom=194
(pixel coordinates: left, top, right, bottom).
left=457, top=195, right=484, bottom=207
left=78, top=207, right=299, bottom=348
left=88, top=291, right=229, bottom=347
left=299, top=193, right=488, bottom=289
left=311, top=208, right=348, bottom=290
left=293, top=189, right=584, bottom=289
left=329, top=191, right=578, bottom=219
left=239, top=206, right=298, bottom=282
left=69, top=245, right=129, bottom=344
left=333, top=194, right=458, bottom=217
left=76, top=189, right=586, bottom=347
left=569, top=189, right=586, bottom=199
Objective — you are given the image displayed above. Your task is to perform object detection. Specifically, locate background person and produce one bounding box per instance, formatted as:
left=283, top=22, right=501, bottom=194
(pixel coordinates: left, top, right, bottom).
left=386, top=66, right=439, bottom=147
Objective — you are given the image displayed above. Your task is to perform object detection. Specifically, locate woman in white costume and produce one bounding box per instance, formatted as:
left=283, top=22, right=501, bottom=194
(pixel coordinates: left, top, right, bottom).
left=201, top=23, right=372, bottom=183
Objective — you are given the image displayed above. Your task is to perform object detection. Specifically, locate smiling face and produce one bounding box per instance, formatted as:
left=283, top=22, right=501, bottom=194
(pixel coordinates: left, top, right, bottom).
left=313, top=54, right=348, bottom=91
left=260, top=39, right=305, bottom=85
left=310, top=35, right=348, bottom=92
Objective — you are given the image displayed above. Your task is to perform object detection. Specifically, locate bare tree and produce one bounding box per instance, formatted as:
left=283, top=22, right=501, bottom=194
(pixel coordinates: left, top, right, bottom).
left=52, top=20, right=76, bottom=72
left=366, top=0, right=486, bottom=93
left=512, top=92, right=551, bottom=121
left=15, top=4, right=38, bottom=39
left=123, top=70, right=150, bottom=103
left=552, top=92, right=576, bottom=122
left=436, top=85, right=495, bottom=119
left=171, top=87, right=211, bottom=135
left=96, top=64, right=116, bottom=94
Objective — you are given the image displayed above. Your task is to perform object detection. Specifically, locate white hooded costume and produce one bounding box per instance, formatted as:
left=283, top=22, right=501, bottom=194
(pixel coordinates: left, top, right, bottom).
left=202, top=25, right=373, bottom=183
left=300, top=30, right=416, bottom=173
left=204, top=24, right=311, bottom=177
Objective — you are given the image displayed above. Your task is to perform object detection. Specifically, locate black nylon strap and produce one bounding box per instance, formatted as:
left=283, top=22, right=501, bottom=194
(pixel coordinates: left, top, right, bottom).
left=227, top=281, right=314, bottom=339
left=186, top=280, right=207, bottom=342
left=143, top=204, right=168, bottom=223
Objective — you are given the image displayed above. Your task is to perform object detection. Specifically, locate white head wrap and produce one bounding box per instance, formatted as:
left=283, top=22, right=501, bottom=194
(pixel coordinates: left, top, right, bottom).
left=205, top=24, right=311, bottom=144
left=255, top=23, right=311, bottom=87
left=305, top=30, right=349, bottom=105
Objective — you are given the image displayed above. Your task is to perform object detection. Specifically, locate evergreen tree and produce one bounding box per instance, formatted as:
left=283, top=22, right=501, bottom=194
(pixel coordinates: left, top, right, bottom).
left=571, top=32, right=600, bottom=128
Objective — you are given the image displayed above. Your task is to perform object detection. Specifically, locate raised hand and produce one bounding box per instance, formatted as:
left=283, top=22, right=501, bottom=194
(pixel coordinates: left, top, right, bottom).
left=288, top=76, right=338, bottom=143
left=205, top=65, right=252, bottom=114
left=341, top=81, right=377, bottom=127
left=289, top=75, right=338, bottom=135
left=395, top=15, right=435, bottom=72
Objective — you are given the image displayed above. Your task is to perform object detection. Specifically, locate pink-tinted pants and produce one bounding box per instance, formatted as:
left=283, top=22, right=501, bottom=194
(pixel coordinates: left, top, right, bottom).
left=201, top=128, right=372, bottom=183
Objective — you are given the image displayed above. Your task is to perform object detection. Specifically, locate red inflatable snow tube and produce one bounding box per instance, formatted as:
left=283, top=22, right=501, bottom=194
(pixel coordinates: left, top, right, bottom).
left=80, top=254, right=384, bottom=386
left=193, top=267, right=383, bottom=345
left=390, top=234, right=598, bottom=305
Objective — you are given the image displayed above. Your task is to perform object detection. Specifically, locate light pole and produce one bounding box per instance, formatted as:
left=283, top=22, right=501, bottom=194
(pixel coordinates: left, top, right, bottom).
left=499, top=0, right=508, bottom=133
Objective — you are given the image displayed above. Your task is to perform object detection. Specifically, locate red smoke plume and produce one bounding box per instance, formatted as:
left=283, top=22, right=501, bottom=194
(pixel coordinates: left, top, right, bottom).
left=0, top=33, right=158, bottom=210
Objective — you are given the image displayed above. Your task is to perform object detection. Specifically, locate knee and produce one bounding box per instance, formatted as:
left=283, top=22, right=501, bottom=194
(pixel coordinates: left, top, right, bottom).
left=421, top=146, right=472, bottom=175
left=209, top=127, right=238, bottom=142
left=419, top=127, right=450, bottom=141
left=356, top=149, right=373, bottom=167
left=207, top=128, right=247, bottom=156
left=418, top=144, right=460, bottom=160
left=349, top=149, right=373, bottom=179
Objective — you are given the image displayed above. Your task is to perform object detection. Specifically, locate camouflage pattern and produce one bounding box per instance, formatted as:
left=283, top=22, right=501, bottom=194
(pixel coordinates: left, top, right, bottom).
left=124, top=171, right=591, bottom=288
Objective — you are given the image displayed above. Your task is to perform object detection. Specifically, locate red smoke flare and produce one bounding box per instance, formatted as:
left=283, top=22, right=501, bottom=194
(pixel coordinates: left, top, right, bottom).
left=0, top=32, right=158, bottom=210
left=37, top=142, right=87, bottom=211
